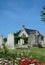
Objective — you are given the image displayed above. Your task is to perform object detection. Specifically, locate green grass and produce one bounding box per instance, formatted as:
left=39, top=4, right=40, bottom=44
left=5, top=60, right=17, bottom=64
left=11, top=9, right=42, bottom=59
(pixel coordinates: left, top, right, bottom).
left=0, top=47, right=45, bottom=62
left=13, top=47, right=45, bottom=62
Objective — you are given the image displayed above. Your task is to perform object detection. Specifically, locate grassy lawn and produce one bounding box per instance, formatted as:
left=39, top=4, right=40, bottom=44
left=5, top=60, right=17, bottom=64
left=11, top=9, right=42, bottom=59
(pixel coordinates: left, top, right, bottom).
left=0, top=47, right=45, bottom=63
left=8, top=47, right=45, bottom=62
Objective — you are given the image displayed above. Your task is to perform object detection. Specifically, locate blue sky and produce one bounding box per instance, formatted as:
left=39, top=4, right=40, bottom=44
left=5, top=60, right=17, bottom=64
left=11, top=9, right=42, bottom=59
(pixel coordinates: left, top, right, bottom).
left=0, top=0, right=45, bottom=37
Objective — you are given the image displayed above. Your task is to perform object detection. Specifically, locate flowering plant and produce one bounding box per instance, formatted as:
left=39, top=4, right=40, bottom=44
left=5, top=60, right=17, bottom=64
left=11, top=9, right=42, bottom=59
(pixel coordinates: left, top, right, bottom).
left=16, top=57, right=44, bottom=65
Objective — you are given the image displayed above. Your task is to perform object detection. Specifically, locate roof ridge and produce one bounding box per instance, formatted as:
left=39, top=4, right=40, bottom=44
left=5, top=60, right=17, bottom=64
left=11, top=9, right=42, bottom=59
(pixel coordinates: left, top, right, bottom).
left=25, top=28, right=37, bottom=31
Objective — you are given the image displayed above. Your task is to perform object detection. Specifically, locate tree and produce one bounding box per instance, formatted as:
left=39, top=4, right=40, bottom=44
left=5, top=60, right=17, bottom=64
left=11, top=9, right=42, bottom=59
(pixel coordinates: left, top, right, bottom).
left=41, top=5, right=45, bottom=22
left=3, top=38, right=7, bottom=43
left=14, top=30, right=20, bottom=36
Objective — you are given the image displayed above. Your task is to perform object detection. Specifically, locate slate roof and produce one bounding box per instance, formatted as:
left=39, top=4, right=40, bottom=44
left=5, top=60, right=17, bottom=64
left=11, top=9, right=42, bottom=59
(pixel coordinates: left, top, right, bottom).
left=24, top=28, right=37, bottom=35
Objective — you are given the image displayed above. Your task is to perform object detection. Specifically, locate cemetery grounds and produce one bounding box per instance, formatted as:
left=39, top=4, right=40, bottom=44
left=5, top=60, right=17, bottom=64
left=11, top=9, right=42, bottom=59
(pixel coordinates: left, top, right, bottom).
left=0, top=47, right=45, bottom=65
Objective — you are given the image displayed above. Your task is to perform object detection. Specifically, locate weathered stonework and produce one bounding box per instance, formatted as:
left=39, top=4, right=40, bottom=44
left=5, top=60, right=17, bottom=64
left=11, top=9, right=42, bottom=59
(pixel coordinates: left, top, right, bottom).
left=6, top=33, right=15, bottom=49
left=0, top=35, right=3, bottom=48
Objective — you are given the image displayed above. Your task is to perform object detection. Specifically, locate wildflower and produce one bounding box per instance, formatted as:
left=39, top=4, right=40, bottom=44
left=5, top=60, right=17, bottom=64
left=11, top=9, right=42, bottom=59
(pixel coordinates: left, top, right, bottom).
left=32, top=59, right=36, bottom=64
left=27, top=59, right=31, bottom=63
left=0, top=58, right=2, bottom=64
left=16, top=58, right=21, bottom=61
left=37, top=61, right=43, bottom=65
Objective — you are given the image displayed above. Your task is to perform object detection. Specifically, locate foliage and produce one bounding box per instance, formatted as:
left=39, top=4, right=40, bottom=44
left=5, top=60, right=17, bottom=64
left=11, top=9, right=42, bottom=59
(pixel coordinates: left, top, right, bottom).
left=14, top=30, right=21, bottom=44
left=14, top=30, right=20, bottom=36
left=14, top=36, right=28, bottom=44
left=41, top=5, right=45, bottom=22
left=17, top=57, right=43, bottom=65
left=22, top=37, right=28, bottom=44
left=3, top=44, right=9, bottom=57
left=0, top=47, right=45, bottom=62
left=14, top=47, right=45, bottom=62
left=14, top=36, right=21, bottom=44
left=3, top=37, right=7, bottom=43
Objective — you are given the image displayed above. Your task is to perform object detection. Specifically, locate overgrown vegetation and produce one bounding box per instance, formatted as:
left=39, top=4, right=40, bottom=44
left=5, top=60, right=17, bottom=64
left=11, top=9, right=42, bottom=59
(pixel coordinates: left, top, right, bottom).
left=0, top=47, right=45, bottom=62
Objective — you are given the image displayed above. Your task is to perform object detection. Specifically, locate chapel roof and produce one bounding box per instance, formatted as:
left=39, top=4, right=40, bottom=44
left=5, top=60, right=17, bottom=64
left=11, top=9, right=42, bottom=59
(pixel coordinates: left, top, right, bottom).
left=24, top=28, right=37, bottom=35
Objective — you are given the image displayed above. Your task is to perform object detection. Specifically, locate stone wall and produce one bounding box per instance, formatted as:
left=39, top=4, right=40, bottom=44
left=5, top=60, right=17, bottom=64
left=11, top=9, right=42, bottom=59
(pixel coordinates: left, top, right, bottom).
left=28, top=33, right=40, bottom=47
left=28, top=34, right=36, bottom=47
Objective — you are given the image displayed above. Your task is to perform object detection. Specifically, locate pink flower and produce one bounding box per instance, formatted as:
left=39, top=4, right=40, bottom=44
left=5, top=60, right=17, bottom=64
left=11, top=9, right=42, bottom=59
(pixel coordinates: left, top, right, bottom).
left=21, top=57, right=27, bottom=62
left=32, top=59, right=36, bottom=64
left=37, top=61, right=43, bottom=65
left=18, top=57, right=43, bottom=65
left=27, top=59, right=31, bottom=63
left=4, top=63, right=7, bottom=65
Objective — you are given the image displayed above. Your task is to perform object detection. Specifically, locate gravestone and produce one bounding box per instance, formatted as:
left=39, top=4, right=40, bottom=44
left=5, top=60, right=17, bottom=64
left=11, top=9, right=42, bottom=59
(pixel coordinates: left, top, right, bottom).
left=19, top=39, right=24, bottom=45
left=6, top=33, right=15, bottom=49
left=28, top=34, right=36, bottom=47
left=0, top=35, right=3, bottom=48
left=43, top=34, right=45, bottom=46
